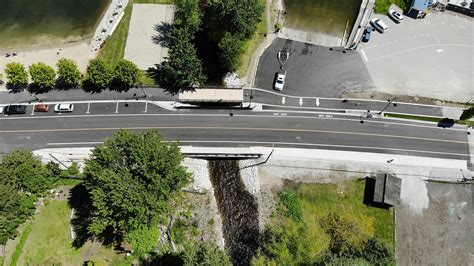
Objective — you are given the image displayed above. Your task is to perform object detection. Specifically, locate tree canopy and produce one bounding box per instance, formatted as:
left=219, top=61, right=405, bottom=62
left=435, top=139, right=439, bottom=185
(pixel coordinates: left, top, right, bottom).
left=5, top=62, right=28, bottom=90
left=85, top=59, right=113, bottom=90
left=460, top=106, right=474, bottom=120
left=56, top=58, right=82, bottom=89
left=83, top=130, right=190, bottom=239
left=0, top=149, right=57, bottom=194
left=112, top=59, right=139, bottom=89
left=0, top=149, right=58, bottom=245
left=28, top=62, right=56, bottom=91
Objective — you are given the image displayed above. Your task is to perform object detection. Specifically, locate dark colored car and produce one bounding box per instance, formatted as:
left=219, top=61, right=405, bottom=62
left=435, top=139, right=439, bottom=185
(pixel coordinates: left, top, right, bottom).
left=362, top=27, right=373, bottom=43
left=4, top=105, right=27, bottom=115
left=437, top=118, right=455, bottom=128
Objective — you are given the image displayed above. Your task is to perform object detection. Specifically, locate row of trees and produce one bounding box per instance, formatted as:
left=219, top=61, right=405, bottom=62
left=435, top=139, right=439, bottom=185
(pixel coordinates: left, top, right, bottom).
left=4, top=58, right=139, bottom=92
left=157, top=0, right=263, bottom=91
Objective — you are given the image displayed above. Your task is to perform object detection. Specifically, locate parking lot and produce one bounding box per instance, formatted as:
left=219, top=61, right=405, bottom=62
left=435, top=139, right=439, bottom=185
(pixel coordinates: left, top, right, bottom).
left=0, top=101, right=166, bottom=118
left=254, top=38, right=375, bottom=98
left=360, top=11, right=473, bottom=102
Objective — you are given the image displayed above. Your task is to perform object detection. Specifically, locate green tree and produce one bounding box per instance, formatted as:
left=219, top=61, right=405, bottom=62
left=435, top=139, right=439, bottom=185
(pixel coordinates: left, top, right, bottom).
left=174, top=0, right=202, bottom=35
left=360, top=238, right=394, bottom=265
left=56, top=58, right=82, bottom=89
left=28, top=62, right=56, bottom=91
left=157, top=27, right=206, bottom=91
left=83, top=130, right=190, bottom=239
left=218, top=32, right=244, bottom=71
left=208, top=0, right=263, bottom=39
left=125, top=226, right=160, bottom=257
left=278, top=190, right=302, bottom=222
left=0, top=182, right=35, bottom=245
left=262, top=219, right=330, bottom=265
left=319, top=213, right=373, bottom=255
left=182, top=242, right=232, bottom=266
left=0, top=149, right=57, bottom=194
left=5, top=62, right=28, bottom=90
left=460, top=106, right=474, bottom=120
left=112, top=59, right=139, bottom=89
left=85, top=59, right=112, bottom=90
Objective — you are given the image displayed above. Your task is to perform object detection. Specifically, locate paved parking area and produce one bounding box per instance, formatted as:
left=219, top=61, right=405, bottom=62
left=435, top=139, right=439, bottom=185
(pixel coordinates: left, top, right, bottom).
left=254, top=38, right=375, bottom=98
left=360, top=12, right=474, bottom=102
left=0, top=101, right=166, bottom=118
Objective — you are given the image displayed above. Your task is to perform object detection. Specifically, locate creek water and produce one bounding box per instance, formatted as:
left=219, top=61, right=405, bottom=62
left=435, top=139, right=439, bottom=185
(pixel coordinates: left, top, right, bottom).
left=208, top=160, right=260, bottom=265
left=0, top=0, right=110, bottom=48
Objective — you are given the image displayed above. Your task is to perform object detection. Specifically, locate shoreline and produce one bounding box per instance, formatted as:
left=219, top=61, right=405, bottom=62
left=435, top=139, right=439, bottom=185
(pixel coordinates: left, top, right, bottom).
left=0, top=0, right=112, bottom=53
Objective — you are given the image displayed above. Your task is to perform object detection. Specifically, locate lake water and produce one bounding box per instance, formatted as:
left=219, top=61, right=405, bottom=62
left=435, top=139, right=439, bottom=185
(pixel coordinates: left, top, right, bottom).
left=0, top=0, right=110, bottom=49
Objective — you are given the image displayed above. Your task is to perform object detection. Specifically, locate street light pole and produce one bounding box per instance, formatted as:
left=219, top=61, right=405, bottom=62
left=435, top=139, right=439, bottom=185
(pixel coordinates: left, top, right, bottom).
left=378, top=97, right=397, bottom=114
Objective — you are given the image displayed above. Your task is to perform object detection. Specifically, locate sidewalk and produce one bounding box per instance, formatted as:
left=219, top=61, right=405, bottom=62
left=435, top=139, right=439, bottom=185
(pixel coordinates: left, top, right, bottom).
left=0, top=87, right=174, bottom=104
left=245, top=88, right=470, bottom=119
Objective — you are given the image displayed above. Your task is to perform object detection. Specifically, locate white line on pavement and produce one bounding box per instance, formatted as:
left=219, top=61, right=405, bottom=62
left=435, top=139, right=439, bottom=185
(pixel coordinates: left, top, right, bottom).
left=115, top=101, right=119, bottom=113
left=282, top=97, right=286, bottom=105
left=316, top=98, right=320, bottom=107
left=360, top=49, right=369, bottom=61
left=44, top=140, right=470, bottom=157
left=86, top=102, right=91, bottom=114
left=144, top=101, right=148, bottom=113
left=0, top=112, right=467, bottom=132
left=299, top=98, right=303, bottom=106
left=30, top=107, right=35, bottom=116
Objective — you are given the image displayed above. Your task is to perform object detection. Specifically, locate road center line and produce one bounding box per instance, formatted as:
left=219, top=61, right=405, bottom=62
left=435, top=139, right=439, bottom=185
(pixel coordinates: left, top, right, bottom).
left=0, top=126, right=467, bottom=145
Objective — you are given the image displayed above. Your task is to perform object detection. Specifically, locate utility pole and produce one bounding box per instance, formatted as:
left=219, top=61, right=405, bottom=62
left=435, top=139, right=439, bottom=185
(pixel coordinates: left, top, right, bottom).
left=378, top=97, right=397, bottom=114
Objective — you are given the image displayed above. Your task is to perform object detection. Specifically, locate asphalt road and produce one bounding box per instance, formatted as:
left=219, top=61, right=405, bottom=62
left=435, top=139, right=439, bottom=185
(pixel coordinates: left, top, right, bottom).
left=0, top=108, right=469, bottom=160
left=254, top=38, right=375, bottom=97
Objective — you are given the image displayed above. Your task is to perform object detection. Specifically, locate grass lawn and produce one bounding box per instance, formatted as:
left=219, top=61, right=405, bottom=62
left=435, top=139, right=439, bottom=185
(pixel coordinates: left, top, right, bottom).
left=6, top=200, right=130, bottom=265
left=374, top=0, right=406, bottom=14
left=284, top=0, right=360, bottom=35
left=290, top=180, right=395, bottom=250
left=98, top=0, right=174, bottom=66
left=237, top=0, right=267, bottom=77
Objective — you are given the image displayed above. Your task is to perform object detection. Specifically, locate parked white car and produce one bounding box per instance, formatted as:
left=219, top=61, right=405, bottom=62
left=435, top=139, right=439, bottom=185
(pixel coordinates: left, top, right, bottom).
left=54, top=103, right=74, bottom=113
left=274, top=71, right=286, bottom=91
left=370, top=18, right=389, bottom=33
left=388, top=9, right=404, bottom=23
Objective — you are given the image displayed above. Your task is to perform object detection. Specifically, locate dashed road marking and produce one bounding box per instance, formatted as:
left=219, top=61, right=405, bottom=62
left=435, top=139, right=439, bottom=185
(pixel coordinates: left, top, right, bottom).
left=316, top=98, right=320, bottom=107
left=360, top=49, right=368, bottom=61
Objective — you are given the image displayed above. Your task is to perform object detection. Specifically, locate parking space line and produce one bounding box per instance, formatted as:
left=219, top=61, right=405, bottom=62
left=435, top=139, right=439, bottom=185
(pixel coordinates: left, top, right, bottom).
left=30, top=106, right=35, bottom=116
left=86, top=102, right=91, bottom=114
left=316, top=98, right=320, bottom=107
left=144, top=101, right=148, bottom=113
left=299, top=98, right=303, bottom=106
left=282, top=97, right=286, bottom=105
left=360, top=49, right=368, bottom=61
left=115, top=101, right=119, bottom=114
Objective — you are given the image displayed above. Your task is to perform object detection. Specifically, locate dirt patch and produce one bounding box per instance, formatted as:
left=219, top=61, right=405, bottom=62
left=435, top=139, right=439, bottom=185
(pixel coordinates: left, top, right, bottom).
left=395, top=182, right=474, bottom=265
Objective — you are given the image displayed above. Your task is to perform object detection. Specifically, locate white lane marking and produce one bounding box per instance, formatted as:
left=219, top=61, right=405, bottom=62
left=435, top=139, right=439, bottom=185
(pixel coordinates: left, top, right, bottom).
left=30, top=106, right=35, bottom=116
left=47, top=142, right=104, bottom=145
left=316, top=98, right=320, bottom=107
left=282, top=97, right=286, bottom=105
left=115, top=101, right=119, bottom=114
left=360, top=49, right=369, bottom=61
left=44, top=140, right=470, bottom=157
left=0, top=111, right=467, bottom=132
left=299, top=98, right=303, bottom=106
left=436, top=49, right=444, bottom=53
left=144, top=101, right=148, bottom=113
left=86, top=102, right=91, bottom=114
left=369, top=43, right=474, bottom=61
